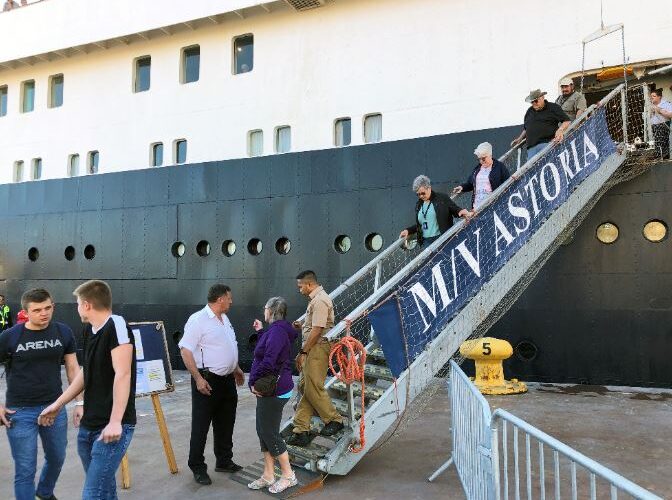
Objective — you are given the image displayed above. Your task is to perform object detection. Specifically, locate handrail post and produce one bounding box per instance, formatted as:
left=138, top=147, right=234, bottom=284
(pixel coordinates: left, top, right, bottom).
left=621, top=88, right=628, bottom=147
left=491, top=423, right=501, bottom=500
left=642, top=85, right=654, bottom=144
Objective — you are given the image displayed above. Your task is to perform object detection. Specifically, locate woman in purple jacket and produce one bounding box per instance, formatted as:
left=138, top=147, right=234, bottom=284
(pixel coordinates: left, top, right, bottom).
left=247, top=296, right=298, bottom=494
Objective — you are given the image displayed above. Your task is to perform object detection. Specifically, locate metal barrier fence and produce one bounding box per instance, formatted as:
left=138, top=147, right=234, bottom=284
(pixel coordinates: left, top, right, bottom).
left=490, top=411, right=663, bottom=500
left=429, top=362, right=663, bottom=500
left=428, top=361, right=494, bottom=500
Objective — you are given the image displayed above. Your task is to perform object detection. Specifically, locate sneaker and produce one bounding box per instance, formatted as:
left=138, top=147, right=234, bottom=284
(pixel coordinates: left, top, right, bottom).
left=36, top=495, right=58, bottom=500
left=286, top=431, right=312, bottom=447
left=268, top=473, right=298, bottom=494
left=320, top=420, right=344, bottom=437
left=215, top=461, right=243, bottom=473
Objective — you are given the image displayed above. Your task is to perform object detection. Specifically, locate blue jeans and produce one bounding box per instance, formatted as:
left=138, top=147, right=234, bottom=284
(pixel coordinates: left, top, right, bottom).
left=77, top=424, right=135, bottom=500
left=527, top=141, right=550, bottom=161
left=5, top=405, right=68, bottom=500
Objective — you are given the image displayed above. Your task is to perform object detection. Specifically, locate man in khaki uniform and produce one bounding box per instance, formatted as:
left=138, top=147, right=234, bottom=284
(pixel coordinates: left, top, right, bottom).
left=288, top=270, right=344, bottom=447
left=555, top=77, right=587, bottom=122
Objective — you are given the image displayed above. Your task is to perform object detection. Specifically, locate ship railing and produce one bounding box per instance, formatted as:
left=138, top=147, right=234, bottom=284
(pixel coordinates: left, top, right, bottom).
left=429, top=361, right=663, bottom=500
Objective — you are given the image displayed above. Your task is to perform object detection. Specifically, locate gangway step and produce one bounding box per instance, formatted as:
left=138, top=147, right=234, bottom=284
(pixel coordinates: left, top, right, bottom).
left=367, top=347, right=386, bottom=362
left=230, top=458, right=324, bottom=498
left=364, top=364, right=394, bottom=381
left=287, top=440, right=333, bottom=463
left=331, top=380, right=386, bottom=401
left=281, top=417, right=347, bottom=443
left=332, top=398, right=362, bottom=420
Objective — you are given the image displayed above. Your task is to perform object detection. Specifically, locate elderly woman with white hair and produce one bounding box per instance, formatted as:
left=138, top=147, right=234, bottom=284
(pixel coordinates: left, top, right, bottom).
left=452, top=142, right=511, bottom=210
left=247, top=297, right=298, bottom=493
left=399, top=175, right=471, bottom=247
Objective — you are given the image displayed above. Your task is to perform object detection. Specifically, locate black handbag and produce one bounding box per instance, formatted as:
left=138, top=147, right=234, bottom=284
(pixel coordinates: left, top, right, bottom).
left=254, top=373, right=279, bottom=397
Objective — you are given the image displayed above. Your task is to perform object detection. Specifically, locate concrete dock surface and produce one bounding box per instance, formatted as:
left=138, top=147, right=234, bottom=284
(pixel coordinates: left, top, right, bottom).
left=1, top=371, right=670, bottom=499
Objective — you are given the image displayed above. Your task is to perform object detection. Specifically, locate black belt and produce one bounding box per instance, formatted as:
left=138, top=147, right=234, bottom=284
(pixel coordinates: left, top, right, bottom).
left=198, top=369, right=233, bottom=380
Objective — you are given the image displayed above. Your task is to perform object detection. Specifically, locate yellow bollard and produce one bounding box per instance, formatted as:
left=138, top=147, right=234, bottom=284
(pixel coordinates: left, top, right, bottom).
left=459, top=337, right=527, bottom=395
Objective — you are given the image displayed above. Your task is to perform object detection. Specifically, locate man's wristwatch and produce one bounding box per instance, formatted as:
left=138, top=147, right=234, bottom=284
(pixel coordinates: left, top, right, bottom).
left=74, top=401, right=84, bottom=407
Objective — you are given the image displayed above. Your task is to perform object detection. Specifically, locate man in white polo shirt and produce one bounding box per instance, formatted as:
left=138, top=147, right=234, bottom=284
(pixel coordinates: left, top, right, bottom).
left=179, top=284, right=245, bottom=486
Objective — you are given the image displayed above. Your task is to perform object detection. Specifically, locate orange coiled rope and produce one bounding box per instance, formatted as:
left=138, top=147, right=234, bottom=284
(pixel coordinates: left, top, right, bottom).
left=329, top=322, right=367, bottom=453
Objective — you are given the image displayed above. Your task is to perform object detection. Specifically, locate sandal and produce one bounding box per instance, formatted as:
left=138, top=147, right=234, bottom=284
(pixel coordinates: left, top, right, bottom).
left=269, top=473, right=298, bottom=494
left=247, top=475, right=275, bottom=490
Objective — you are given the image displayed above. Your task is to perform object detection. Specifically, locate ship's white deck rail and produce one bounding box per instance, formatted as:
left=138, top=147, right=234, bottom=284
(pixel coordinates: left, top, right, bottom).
left=429, top=361, right=663, bottom=500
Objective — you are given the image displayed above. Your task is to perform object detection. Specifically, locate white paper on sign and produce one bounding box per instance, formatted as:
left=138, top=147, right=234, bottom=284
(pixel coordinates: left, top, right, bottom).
left=146, top=359, right=167, bottom=392
left=136, top=361, right=150, bottom=394
left=133, top=329, right=145, bottom=360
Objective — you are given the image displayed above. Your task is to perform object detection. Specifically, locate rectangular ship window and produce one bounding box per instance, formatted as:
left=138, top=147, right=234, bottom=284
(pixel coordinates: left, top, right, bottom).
left=87, top=151, right=99, bottom=174
left=151, top=142, right=163, bottom=166
left=275, top=126, right=291, bottom=153
left=181, top=46, right=200, bottom=84
left=49, top=74, right=64, bottom=108
left=364, top=113, right=382, bottom=143
left=21, top=80, right=35, bottom=113
left=175, top=139, right=187, bottom=164
left=68, top=154, right=80, bottom=177
left=134, top=56, right=151, bottom=93
left=335, top=118, right=351, bottom=146
left=248, top=130, right=263, bottom=157
left=0, top=85, right=7, bottom=117
left=13, top=161, right=24, bottom=182
left=31, top=158, right=42, bottom=180
left=233, top=34, right=253, bottom=74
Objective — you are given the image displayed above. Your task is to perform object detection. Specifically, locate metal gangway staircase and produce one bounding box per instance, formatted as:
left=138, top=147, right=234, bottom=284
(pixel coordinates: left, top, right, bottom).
left=233, top=83, right=660, bottom=492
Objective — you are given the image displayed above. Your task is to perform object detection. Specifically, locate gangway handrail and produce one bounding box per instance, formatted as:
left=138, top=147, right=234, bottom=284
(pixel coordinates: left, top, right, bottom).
left=322, top=83, right=626, bottom=341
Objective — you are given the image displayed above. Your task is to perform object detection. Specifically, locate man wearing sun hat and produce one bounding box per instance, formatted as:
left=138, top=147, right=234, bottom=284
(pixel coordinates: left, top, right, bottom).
left=555, top=77, right=587, bottom=121
left=511, top=89, right=571, bottom=160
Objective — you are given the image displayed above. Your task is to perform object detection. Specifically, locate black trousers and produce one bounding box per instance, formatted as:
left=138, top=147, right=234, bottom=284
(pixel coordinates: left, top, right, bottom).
left=653, top=122, right=670, bottom=159
left=188, top=373, right=238, bottom=473
left=256, top=396, right=289, bottom=457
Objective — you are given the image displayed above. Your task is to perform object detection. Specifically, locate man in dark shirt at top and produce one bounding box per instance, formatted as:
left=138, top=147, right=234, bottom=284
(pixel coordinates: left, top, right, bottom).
left=40, top=280, right=136, bottom=500
left=511, top=89, right=571, bottom=160
left=0, top=288, right=81, bottom=500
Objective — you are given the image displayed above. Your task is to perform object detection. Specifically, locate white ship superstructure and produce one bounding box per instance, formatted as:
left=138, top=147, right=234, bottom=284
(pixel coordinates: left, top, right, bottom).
left=0, top=0, right=671, bottom=182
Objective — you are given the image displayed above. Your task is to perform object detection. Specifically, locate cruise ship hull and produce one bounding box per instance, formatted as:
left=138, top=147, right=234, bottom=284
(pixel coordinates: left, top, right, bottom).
left=0, top=125, right=669, bottom=387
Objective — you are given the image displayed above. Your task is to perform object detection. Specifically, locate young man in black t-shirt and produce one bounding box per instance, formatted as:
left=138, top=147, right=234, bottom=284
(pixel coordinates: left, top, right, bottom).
left=40, top=280, right=136, bottom=500
left=0, top=288, right=81, bottom=500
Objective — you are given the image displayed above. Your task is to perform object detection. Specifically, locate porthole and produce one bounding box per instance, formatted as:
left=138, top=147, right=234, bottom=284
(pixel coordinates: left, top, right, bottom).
left=596, top=222, right=619, bottom=244
left=64, top=246, right=75, bottom=261
left=334, top=235, right=351, bottom=254
left=515, top=340, right=538, bottom=362
left=196, top=240, right=211, bottom=257
left=248, top=238, right=263, bottom=255
left=275, top=237, right=291, bottom=255
left=643, top=220, right=667, bottom=243
left=171, top=241, right=186, bottom=258
left=222, top=240, right=236, bottom=257
left=28, top=247, right=39, bottom=262
left=84, top=244, right=96, bottom=260
left=365, top=233, right=384, bottom=252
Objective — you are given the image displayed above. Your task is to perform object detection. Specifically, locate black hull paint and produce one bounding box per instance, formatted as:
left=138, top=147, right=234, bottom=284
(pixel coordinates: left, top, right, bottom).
left=1, top=126, right=669, bottom=387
